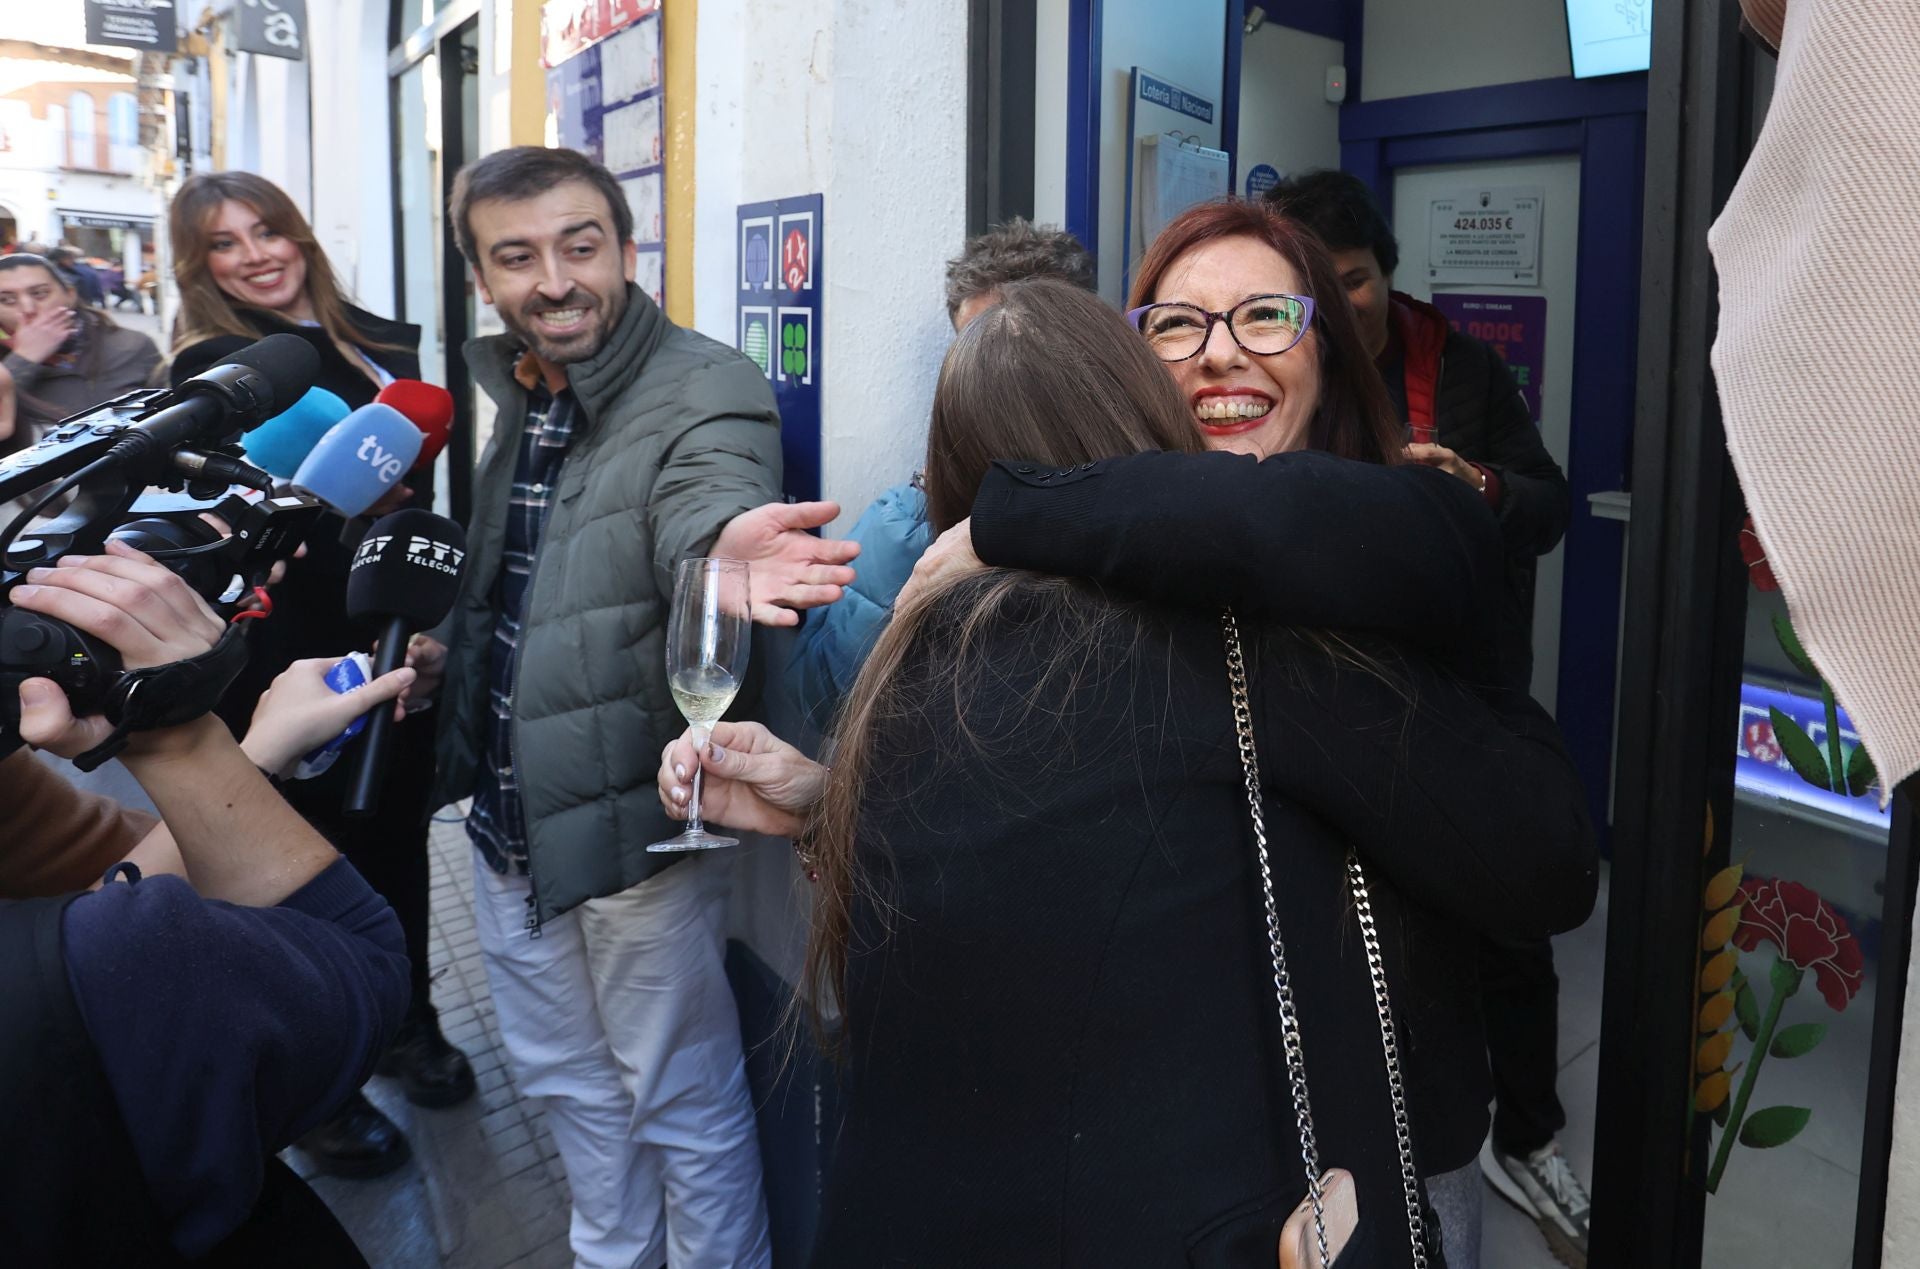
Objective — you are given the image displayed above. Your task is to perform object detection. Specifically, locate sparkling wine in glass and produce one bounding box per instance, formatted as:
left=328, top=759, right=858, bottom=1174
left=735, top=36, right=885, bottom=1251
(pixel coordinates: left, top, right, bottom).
left=648, top=557, right=751, bottom=853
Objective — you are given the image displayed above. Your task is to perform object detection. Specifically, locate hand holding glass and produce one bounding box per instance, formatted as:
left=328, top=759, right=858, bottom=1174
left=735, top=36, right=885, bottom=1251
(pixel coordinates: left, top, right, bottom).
left=648, top=558, right=751, bottom=852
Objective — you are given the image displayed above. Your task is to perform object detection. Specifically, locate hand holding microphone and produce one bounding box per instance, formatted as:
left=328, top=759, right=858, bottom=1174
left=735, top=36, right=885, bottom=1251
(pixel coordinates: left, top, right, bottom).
left=240, top=655, right=417, bottom=779
left=343, top=508, right=467, bottom=816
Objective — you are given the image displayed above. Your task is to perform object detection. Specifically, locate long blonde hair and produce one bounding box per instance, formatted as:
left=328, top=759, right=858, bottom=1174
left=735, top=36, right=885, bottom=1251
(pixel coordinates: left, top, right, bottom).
left=168, top=172, right=401, bottom=359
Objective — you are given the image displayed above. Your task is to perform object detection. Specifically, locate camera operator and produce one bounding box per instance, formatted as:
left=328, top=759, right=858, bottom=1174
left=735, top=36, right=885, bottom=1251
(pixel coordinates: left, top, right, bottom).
left=1, top=542, right=414, bottom=1264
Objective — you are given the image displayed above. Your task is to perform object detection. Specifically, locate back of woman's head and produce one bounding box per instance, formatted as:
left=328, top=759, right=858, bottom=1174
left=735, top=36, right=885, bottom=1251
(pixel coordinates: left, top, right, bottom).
left=922, top=277, right=1204, bottom=530
left=1130, top=198, right=1400, bottom=466
left=168, top=172, right=368, bottom=355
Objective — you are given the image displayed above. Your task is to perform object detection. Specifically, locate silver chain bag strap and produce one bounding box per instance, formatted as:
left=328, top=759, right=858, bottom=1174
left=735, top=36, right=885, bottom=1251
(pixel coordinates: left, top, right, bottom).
left=1222, top=610, right=1430, bottom=1269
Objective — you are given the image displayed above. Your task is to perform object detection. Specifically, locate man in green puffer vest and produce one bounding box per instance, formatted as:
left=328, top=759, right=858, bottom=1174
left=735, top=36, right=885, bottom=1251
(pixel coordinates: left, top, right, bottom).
left=408, top=146, right=855, bottom=1269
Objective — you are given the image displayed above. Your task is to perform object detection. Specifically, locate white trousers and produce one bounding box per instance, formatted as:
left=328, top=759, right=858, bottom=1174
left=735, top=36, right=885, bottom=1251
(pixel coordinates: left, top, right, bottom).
left=472, top=848, right=772, bottom=1269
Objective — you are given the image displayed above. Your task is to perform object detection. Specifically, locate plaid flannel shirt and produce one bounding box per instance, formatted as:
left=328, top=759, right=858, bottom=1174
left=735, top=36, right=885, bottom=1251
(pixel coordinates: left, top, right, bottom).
left=466, top=356, right=577, bottom=876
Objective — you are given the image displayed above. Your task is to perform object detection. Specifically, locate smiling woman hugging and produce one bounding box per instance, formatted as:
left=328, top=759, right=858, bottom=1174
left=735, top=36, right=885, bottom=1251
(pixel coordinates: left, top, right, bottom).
left=1126, top=198, right=1400, bottom=464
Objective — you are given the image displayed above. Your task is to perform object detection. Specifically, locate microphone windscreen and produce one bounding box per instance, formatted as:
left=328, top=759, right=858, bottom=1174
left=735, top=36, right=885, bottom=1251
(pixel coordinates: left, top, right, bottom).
left=346, top=509, right=467, bottom=629
left=215, top=332, right=321, bottom=416
left=375, top=380, right=456, bottom=472
left=291, top=403, right=424, bottom=517
left=242, top=387, right=350, bottom=478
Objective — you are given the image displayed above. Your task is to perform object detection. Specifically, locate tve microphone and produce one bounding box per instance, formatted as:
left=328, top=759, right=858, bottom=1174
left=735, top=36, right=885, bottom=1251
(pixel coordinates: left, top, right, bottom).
left=342, top=509, right=466, bottom=817
left=105, top=332, right=321, bottom=478
left=290, top=404, right=423, bottom=517
left=242, top=386, right=350, bottom=479
left=374, top=380, right=455, bottom=473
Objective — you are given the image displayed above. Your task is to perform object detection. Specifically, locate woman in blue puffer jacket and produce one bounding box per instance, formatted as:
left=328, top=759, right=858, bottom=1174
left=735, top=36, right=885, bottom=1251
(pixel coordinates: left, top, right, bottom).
left=788, top=475, right=931, bottom=730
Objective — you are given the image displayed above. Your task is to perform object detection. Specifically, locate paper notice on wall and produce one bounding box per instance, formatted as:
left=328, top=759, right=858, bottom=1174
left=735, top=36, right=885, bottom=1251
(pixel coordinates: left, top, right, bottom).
left=1427, top=187, right=1543, bottom=285
left=548, top=11, right=664, bottom=308
left=621, top=172, right=664, bottom=245
left=1430, top=293, right=1548, bottom=423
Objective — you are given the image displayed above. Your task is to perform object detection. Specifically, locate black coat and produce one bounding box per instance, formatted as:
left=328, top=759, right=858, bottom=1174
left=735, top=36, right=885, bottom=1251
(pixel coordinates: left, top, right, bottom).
left=169, top=305, right=438, bottom=824
left=813, top=579, right=1596, bottom=1269
left=1388, top=295, right=1572, bottom=689
left=964, top=451, right=1539, bottom=1180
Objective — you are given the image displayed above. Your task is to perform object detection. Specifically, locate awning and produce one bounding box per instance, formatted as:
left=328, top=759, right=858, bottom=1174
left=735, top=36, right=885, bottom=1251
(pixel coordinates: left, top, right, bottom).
left=56, top=211, right=157, bottom=232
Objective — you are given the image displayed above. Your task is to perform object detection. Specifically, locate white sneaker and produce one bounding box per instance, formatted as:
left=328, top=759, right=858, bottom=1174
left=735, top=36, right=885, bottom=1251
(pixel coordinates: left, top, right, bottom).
left=1479, top=1134, right=1590, bottom=1268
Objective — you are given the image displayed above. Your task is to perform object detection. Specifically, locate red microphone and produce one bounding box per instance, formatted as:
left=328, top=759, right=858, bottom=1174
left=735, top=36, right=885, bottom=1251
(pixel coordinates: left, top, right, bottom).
left=374, top=380, right=455, bottom=472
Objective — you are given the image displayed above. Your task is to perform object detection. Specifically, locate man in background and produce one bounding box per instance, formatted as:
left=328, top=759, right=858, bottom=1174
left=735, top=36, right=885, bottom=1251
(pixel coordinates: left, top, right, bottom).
left=788, top=217, right=1096, bottom=725
left=411, top=145, right=855, bottom=1269
left=1269, top=170, right=1585, bottom=1269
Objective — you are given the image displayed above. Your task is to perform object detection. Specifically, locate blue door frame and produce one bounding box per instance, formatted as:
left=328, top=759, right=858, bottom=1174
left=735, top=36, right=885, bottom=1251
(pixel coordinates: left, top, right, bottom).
left=1343, top=74, right=1648, bottom=847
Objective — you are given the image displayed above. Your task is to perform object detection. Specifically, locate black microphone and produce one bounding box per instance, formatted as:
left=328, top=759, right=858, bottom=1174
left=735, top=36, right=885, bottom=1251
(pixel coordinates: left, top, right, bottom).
left=343, top=508, right=467, bottom=817
left=107, top=333, right=320, bottom=479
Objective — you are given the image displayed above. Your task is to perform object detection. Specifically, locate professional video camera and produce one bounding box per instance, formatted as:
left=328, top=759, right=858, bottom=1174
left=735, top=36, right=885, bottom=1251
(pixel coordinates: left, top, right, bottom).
left=0, top=333, right=327, bottom=762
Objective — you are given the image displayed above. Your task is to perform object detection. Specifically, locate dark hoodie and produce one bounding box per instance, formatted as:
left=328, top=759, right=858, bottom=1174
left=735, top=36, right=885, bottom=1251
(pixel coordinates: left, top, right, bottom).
left=1379, top=292, right=1571, bottom=689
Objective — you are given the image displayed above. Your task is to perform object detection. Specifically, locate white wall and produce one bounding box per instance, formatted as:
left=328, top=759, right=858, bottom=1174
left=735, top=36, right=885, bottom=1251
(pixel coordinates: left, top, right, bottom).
left=1096, top=0, right=1226, bottom=302
left=306, top=0, right=399, bottom=312
left=1032, top=0, right=1069, bottom=226
left=690, top=0, right=967, bottom=975
left=691, top=0, right=967, bottom=541
left=1361, top=0, right=1572, bottom=101
left=219, top=5, right=313, bottom=213
left=1235, top=23, right=1343, bottom=187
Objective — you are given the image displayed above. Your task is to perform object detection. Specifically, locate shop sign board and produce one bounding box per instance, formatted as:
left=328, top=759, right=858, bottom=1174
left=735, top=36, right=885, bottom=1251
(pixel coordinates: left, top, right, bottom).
left=737, top=194, right=823, bottom=503
left=236, top=0, right=308, bottom=61
left=85, top=0, right=178, bottom=52
left=542, top=0, right=658, bottom=68
left=1427, top=186, right=1543, bottom=285
left=59, top=211, right=158, bottom=232
left=1429, top=293, right=1549, bottom=424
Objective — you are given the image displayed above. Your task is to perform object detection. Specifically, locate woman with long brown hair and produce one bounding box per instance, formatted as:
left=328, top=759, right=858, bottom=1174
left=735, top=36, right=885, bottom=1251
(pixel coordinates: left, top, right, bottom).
left=166, top=171, right=473, bottom=1178
left=664, top=276, right=1594, bottom=1265
left=169, top=171, right=406, bottom=384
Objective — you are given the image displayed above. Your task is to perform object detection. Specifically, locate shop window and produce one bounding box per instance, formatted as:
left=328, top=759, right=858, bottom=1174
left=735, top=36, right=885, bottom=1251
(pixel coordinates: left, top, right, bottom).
left=108, top=93, right=139, bottom=173
left=66, top=91, right=97, bottom=169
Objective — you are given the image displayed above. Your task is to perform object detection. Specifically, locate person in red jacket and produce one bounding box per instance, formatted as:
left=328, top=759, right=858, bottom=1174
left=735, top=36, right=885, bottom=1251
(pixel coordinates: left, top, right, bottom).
left=1269, top=170, right=1587, bottom=1269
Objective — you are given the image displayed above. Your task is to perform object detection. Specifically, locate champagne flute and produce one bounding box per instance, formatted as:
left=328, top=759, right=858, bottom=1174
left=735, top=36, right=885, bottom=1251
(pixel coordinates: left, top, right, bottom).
left=648, top=557, right=752, bottom=852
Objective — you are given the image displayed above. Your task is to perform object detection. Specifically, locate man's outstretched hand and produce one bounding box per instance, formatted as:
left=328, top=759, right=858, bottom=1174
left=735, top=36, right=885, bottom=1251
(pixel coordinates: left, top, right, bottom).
left=710, top=500, right=860, bottom=626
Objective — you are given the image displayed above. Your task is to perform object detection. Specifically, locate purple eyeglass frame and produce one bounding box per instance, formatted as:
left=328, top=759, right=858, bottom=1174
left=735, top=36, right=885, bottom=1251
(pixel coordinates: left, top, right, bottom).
left=1124, top=293, right=1318, bottom=361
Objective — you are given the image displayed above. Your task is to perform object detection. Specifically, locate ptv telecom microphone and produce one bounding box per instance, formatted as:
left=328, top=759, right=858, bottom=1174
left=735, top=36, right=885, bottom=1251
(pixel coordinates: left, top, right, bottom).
left=374, top=380, right=455, bottom=473
left=241, top=386, right=350, bottom=479
left=342, top=508, right=466, bottom=817
left=291, top=403, right=423, bottom=517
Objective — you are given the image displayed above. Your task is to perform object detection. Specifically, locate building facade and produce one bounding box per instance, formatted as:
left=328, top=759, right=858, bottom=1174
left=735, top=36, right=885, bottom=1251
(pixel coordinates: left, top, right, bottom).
left=0, top=39, right=163, bottom=285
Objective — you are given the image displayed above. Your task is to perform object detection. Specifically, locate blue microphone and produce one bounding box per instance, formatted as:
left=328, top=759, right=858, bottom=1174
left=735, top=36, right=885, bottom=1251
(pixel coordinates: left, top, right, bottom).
left=291, top=403, right=423, bottom=517
left=241, top=386, right=350, bottom=479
